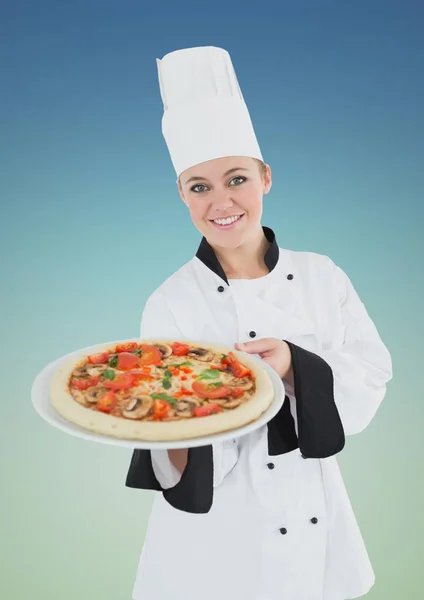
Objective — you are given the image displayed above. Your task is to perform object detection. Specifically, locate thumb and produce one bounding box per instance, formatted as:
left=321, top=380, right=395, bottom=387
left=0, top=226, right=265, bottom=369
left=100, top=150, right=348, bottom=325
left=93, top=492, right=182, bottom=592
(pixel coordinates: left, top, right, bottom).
left=235, top=338, right=277, bottom=354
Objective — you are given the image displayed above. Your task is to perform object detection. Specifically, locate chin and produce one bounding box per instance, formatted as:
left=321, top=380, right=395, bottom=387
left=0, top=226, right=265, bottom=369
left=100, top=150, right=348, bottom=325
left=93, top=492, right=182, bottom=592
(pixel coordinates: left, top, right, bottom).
left=203, top=221, right=251, bottom=249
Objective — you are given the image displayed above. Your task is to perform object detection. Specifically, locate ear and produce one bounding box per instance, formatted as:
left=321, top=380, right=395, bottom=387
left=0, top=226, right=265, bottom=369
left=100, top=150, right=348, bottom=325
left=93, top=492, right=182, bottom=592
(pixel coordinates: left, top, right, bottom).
left=177, top=177, right=188, bottom=205
left=263, top=164, right=272, bottom=195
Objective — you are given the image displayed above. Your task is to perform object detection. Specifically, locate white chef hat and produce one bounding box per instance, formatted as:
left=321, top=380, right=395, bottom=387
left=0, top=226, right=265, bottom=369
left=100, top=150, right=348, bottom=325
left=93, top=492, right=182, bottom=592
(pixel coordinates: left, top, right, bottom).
left=156, top=46, right=263, bottom=177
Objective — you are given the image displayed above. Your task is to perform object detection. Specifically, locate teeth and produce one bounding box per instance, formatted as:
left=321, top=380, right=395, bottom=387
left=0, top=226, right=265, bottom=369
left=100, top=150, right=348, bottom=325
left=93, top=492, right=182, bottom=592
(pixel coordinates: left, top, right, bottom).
left=214, top=215, right=242, bottom=226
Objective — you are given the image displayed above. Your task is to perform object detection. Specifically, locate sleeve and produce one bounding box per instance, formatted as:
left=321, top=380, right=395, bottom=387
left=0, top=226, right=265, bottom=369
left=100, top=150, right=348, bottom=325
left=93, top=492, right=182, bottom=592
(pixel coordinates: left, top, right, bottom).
left=150, top=441, right=239, bottom=490
left=124, top=291, right=240, bottom=513
left=283, top=259, right=393, bottom=458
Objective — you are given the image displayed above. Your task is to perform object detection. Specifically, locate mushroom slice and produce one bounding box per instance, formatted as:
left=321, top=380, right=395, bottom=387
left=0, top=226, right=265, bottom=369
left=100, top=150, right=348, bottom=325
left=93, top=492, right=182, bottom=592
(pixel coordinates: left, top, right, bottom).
left=86, top=364, right=108, bottom=377
left=155, top=344, right=172, bottom=359
left=238, top=378, right=254, bottom=391
left=85, top=385, right=109, bottom=404
left=187, top=347, right=214, bottom=362
left=221, top=375, right=254, bottom=391
left=174, top=398, right=200, bottom=418
left=72, top=365, right=90, bottom=378
left=213, top=397, right=243, bottom=409
left=122, top=395, right=153, bottom=420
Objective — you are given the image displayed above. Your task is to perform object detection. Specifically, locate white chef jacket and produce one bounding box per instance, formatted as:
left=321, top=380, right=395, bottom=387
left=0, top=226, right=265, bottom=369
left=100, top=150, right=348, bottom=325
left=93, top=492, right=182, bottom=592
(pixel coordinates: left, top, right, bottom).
left=126, top=226, right=392, bottom=600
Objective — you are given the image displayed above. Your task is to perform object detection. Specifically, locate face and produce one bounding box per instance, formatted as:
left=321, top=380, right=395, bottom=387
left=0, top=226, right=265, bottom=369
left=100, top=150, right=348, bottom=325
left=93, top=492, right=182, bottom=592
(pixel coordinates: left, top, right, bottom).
left=177, top=156, right=272, bottom=249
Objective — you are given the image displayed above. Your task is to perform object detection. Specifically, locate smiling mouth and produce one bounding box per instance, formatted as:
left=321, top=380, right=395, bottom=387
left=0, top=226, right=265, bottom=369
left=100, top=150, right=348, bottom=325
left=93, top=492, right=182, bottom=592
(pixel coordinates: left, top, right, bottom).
left=210, top=214, right=245, bottom=228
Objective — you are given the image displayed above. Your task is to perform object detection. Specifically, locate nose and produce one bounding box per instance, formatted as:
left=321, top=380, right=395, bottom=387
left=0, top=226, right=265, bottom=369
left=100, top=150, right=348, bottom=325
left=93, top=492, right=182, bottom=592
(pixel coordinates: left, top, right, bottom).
left=210, top=191, right=234, bottom=212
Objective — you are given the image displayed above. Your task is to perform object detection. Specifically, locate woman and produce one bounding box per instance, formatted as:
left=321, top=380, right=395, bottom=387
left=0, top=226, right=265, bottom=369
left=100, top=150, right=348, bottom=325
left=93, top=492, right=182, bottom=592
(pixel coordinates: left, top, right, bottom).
left=126, top=46, right=392, bottom=600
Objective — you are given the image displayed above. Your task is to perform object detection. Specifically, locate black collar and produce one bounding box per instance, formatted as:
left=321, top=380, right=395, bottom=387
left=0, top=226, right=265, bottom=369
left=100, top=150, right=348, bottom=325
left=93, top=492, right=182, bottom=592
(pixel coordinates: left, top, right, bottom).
left=195, top=226, right=279, bottom=284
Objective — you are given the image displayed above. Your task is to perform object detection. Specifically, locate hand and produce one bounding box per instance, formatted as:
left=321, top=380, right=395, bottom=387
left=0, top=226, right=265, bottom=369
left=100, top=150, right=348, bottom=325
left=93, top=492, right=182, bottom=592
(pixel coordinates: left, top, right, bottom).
left=235, top=338, right=294, bottom=388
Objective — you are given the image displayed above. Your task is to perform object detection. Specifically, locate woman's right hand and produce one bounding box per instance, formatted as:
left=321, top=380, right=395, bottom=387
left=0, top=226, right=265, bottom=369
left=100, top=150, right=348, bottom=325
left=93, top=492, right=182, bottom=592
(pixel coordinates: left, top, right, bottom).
left=168, top=449, right=189, bottom=474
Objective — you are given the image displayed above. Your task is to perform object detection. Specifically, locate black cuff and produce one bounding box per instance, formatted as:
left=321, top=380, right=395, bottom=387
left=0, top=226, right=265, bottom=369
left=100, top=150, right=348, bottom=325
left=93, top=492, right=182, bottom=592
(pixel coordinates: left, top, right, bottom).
left=125, top=445, right=214, bottom=514
left=267, top=395, right=299, bottom=456
left=285, top=341, right=345, bottom=458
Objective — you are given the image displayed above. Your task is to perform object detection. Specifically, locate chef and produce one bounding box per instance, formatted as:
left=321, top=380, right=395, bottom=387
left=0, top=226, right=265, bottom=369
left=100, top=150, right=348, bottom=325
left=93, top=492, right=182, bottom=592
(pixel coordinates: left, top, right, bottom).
left=126, top=46, right=393, bottom=600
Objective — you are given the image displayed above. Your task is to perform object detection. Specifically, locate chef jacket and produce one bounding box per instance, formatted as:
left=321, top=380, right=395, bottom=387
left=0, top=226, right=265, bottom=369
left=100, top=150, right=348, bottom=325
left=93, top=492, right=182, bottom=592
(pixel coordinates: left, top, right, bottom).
left=126, top=226, right=392, bottom=600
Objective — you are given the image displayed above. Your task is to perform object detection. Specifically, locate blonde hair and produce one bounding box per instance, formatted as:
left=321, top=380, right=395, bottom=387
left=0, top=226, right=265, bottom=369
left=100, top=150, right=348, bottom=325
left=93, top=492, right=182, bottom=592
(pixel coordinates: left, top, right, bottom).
left=254, top=158, right=267, bottom=178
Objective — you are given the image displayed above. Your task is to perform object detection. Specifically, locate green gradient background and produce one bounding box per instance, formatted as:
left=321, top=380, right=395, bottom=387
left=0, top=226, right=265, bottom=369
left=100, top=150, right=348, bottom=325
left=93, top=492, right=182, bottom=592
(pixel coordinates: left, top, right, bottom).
left=1, top=2, right=423, bottom=599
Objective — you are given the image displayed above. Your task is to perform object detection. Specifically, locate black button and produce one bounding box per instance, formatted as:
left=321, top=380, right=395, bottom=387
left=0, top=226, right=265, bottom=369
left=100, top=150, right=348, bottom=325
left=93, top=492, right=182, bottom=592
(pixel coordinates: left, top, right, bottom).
left=279, top=527, right=287, bottom=535
left=217, top=285, right=224, bottom=292
left=287, top=274, right=294, bottom=280
left=267, top=462, right=275, bottom=470
left=249, top=331, right=256, bottom=338
left=310, top=517, right=318, bottom=524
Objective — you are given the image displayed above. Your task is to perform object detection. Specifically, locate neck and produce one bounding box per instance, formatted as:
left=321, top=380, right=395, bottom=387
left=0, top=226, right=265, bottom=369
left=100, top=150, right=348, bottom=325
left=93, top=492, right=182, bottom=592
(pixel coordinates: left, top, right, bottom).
left=211, top=227, right=270, bottom=280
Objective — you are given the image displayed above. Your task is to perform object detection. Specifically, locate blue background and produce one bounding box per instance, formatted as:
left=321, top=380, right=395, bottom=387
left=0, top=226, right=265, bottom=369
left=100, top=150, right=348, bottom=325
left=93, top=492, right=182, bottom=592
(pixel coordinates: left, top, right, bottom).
left=1, top=1, right=423, bottom=598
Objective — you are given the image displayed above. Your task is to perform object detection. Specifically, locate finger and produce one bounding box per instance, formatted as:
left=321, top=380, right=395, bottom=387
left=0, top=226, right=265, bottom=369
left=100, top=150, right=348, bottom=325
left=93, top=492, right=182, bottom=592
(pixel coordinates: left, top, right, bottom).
left=235, top=338, right=278, bottom=354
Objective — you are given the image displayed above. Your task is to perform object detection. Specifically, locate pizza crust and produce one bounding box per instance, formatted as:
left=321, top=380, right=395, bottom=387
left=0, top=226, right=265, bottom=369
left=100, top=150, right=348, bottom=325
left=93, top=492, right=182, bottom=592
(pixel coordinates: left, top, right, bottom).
left=49, top=339, right=275, bottom=441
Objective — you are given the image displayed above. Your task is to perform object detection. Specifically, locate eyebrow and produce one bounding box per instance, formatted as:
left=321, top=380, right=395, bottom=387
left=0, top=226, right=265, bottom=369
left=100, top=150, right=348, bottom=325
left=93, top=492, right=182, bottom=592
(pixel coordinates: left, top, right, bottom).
left=184, top=167, right=250, bottom=185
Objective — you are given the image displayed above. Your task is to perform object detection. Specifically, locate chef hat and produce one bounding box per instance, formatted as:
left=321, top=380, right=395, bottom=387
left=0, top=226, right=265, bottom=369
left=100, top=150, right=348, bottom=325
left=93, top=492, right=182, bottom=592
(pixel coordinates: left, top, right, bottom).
left=156, top=46, right=263, bottom=177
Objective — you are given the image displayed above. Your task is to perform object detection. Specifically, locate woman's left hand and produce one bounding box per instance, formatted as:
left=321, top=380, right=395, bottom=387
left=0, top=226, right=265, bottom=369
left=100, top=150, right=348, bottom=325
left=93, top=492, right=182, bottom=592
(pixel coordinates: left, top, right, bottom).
left=235, top=338, right=294, bottom=388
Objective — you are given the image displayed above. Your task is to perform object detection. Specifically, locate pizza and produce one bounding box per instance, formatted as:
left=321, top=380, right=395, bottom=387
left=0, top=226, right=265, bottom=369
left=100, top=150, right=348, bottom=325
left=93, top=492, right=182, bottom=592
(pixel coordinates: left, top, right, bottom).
left=49, top=339, right=274, bottom=441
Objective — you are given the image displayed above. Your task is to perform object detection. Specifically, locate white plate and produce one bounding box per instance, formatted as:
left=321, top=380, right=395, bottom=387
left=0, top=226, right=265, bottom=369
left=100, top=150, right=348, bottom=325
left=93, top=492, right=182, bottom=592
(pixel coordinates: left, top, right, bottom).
left=31, top=339, right=286, bottom=449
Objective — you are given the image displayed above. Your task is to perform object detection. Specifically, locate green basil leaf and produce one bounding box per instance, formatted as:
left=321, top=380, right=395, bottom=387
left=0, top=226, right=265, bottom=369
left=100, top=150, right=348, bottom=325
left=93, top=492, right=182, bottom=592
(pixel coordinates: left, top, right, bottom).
left=163, top=378, right=172, bottom=390
left=151, top=393, right=177, bottom=405
left=197, top=369, right=220, bottom=380
left=209, top=382, right=223, bottom=387
left=131, top=348, right=142, bottom=356
left=108, top=354, right=118, bottom=368
left=103, top=369, right=116, bottom=380
left=167, top=361, right=192, bottom=368
left=164, top=369, right=173, bottom=378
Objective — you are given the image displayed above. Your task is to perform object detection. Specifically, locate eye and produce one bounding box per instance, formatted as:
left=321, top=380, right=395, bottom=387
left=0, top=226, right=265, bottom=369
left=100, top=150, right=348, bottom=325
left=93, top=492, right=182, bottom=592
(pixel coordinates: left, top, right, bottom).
left=191, top=184, right=209, bottom=193
left=229, top=176, right=247, bottom=186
